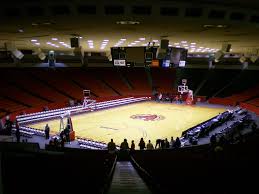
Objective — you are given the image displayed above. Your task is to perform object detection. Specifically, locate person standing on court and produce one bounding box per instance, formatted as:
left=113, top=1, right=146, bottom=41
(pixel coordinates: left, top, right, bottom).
left=138, top=138, right=146, bottom=150
left=45, top=124, right=50, bottom=139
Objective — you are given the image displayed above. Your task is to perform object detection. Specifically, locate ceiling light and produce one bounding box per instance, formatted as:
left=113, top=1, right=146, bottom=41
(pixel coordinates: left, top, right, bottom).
left=181, top=41, right=187, bottom=44
left=31, top=39, right=37, bottom=42
left=103, top=39, right=109, bottom=42
left=191, top=43, right=196, bottom=45
left=134, top=40, right=140, bottom=43
left=153, top=40, right=159, bottom=42
left=183, top=44, right=189, bottom=47
left=142, top=44, right=147, bottom=46
left=190, top=45, right=196, bottom=48
left=59, top=42, right=64, bottom=44
left=120, top=38, right=126, bottom=41
left=79, top=36, right=83, bottom=39
left=128, top=45, right=132, bottom=47
left=87, top=40, right=93, bottom=42
left=174, top=43, right=180, bottom=45
left=131, top=43, right=137, bottom=45
left=176, top=45, right=180, bottom=48
left=139, top=38, right=145, bottom=41
left=199, top=47, right=204, bottom=49
left=47, top=42, right=52, bottom=44
left=169, top=44, right=172, bottom=47
left=35, top=43, right=40, bottom=45
left=55, top=45, right=60, bottom=48
left=18, top=29, right=24, bottom=33
left=52, top=38, right=58, bottom=41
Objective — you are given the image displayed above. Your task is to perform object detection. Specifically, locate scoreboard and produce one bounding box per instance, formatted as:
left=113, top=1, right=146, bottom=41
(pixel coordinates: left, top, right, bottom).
left=111, top=46, right=188, bottom=67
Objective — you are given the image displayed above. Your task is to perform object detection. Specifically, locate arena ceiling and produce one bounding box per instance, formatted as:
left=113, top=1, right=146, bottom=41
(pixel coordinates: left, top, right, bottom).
left=0, top=0, right=259, bottom=54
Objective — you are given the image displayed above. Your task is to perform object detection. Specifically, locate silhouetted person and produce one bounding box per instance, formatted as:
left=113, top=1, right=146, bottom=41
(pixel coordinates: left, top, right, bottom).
left=120, top=139, right=129, bottom=150
left=130, top=140, right=135, bottom=151
left=138, top=138, right=146, bottom=150
left=15, top=121, right=20, bottom=143
left=45, top=124, right=50, bottom=139
left=165, top=138, right=170, bottom=148
left=173, top=137, right=181, bottom=148
left=64, top=126, right=70, bottom=144
left=53, top=137, right=59, bottom=147
left=146, top=140, right=154, bottom=150
left=155, top=139, right=161, bottom=149
left=107, top=139, right=116, bottom=153
left=170, top=137, right=175, bottom=148
left=4, top=116, right=13, bottom=135
left=161, top=139, right=165, bottom=149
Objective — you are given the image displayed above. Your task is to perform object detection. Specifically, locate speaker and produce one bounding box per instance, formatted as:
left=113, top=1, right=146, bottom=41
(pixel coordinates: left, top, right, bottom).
left=214, top=50, right=224, bottom=62
left=221, top=43, right=231, bottom=52
left=160, top=39, right=169, bottom=50
left=70, top=37, right=79, bottom=48
left=11, top=49, right=24, bottom=59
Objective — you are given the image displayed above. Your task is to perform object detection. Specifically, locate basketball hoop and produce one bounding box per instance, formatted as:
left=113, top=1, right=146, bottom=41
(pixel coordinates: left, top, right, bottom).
left=178, top=79, right=188, bottom=94
left=82, top=90, right=96, bottom=110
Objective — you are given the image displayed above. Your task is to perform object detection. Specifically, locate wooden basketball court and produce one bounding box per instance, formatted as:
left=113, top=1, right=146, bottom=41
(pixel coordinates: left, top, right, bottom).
left=28, top=102, right=226, bottom=147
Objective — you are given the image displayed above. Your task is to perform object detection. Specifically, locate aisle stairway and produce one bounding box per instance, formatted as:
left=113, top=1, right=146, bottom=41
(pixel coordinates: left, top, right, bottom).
left=108, top=161, right=152, bottom=194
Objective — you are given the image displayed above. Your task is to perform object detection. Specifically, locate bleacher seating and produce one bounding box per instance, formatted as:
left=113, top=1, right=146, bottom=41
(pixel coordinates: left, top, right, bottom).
left=0, top=68, right=258, bottom=118
left=119, top=67, right=152, bottom=95
left=131, top=138, right=259, bottom=194
left=150, top=68, right=176, bottom=93
left=247, top=97, right=259, bottom=107
left=1, top=143, right=116, bottom=194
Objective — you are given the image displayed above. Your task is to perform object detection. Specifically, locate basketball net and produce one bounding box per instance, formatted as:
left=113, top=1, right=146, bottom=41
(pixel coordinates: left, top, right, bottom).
left=83, top=90, right=96, bottom=110
left=177, top=79, right=194, bottom=105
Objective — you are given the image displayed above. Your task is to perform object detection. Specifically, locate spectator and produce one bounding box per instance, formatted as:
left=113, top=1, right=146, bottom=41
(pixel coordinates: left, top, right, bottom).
left=165, top=138, right=170, bottom=148
left=49, top=139, right=54, bottom=146
left=170, top=137, right=175, bottom=148
left=120, top=139, right=129, bottom=150
left=4, top=116, right=13, bottom=135
left=107, top=139, right=116, bottom=153
left=155, top=139, right=161, bottom=149
left=15, top=120, right=20, bottom=143
left=45, top=124, right=50, bottom=139
left=130, top=140, right=135, bottom=151
left=53, top=137, right=59, bottom=147
left=138, top=138, right=146, bottom=150
left=161, top=139, right=165, bottom=149
left=64, top=126, right=70, bottom=144
left=60, top=130, right=65, bottom=142
left=146, top=140, right=154, bottom=150
left=173, top=137, right=181, bottom=148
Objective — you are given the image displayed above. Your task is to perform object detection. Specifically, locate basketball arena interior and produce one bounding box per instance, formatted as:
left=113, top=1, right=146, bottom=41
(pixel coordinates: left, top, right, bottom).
left=0, top=0, right=259, bottom=194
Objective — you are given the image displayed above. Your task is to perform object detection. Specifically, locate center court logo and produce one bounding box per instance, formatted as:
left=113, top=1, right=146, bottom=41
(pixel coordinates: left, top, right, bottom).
left=130, top=114, right=165, bottom=121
